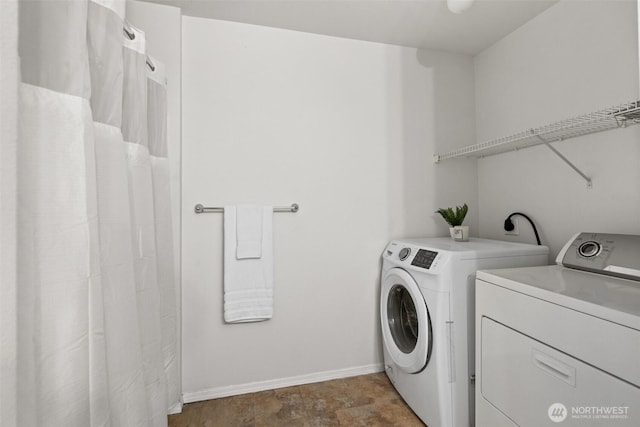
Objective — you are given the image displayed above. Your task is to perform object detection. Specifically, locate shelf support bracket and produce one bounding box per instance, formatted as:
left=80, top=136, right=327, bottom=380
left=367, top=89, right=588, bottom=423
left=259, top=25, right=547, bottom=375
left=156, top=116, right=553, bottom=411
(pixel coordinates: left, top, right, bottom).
left=534, top=135, right=592, bottom=189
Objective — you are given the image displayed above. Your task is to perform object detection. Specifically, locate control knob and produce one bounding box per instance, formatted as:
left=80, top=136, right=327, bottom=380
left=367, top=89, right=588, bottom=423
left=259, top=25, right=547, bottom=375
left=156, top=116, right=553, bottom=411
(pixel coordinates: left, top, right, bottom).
left=399, top=247, right=411, bottom=261
left=578, top=241, right=601, bottom=258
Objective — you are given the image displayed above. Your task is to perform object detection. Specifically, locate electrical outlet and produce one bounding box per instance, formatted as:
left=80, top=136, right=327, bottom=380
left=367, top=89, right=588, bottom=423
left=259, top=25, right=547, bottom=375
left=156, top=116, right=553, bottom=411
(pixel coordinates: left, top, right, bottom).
left=505, top=217, right=519, bottom=235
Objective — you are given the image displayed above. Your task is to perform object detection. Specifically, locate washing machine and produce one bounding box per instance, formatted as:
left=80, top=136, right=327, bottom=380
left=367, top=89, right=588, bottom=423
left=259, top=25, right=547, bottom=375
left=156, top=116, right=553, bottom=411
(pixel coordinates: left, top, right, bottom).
left=381, top=238, right=549, bottom=427
left=475, top=233, right=640, bottom=426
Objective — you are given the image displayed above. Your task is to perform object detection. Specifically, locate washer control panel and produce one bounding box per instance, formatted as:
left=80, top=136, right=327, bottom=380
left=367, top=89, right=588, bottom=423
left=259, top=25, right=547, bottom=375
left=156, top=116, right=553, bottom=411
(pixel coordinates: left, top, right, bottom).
left=557, top=232, right=640, bottom=281
left=410, top=249, right=438, bottom=270
left=384, top=242, right=441, bottom=271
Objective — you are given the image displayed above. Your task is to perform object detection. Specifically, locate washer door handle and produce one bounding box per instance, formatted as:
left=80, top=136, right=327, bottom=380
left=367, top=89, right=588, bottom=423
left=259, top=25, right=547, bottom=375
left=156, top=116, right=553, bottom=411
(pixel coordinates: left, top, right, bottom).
left=446, top=321, right=455, bottom=383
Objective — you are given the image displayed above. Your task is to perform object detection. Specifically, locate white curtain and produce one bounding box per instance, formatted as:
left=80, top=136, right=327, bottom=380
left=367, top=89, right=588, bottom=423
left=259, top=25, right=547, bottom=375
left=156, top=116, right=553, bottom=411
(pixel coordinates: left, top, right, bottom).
left=3, top=0, right=179, bottom=425
left=147, top=56, right=180, bottom=416
left=0, top=2, right=19, bottom=426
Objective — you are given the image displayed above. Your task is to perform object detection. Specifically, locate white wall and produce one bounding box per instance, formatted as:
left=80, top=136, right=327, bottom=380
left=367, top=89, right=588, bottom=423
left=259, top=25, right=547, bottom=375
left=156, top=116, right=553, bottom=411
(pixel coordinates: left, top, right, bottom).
left=181, top=17, right=477, bottom=399
left=475, top=0, right=640, bottom=258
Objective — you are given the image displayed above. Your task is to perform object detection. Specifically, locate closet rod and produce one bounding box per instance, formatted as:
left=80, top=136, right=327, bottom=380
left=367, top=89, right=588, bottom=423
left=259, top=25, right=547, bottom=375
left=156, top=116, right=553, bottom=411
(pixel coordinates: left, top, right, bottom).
left=194, top=204, right=300, bottom=214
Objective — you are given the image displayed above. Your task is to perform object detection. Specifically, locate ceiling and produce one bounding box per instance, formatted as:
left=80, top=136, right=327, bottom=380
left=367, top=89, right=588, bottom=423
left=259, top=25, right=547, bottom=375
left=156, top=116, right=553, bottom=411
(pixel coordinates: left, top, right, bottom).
left=141, top=0, right=558, bottom=55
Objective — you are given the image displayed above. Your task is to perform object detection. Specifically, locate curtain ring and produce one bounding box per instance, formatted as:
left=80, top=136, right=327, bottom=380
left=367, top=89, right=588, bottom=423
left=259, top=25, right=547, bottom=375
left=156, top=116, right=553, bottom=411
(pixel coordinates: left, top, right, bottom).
left=123, top=26, right=135, bottom=40
left=146, top=58, right=156, bottom=72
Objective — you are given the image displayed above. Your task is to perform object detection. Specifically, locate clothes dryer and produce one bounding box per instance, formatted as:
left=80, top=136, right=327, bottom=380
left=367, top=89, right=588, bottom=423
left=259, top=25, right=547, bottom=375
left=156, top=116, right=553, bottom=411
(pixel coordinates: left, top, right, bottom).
left=476, top=233, right=640, bottom=426
left=381, top=238, right=548, bottom=427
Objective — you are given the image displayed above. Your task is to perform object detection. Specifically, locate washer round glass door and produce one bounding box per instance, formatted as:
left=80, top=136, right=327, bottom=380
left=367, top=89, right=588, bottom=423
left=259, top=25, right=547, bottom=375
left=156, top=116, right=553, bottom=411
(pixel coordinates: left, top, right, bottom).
left=381, top=268, right=432, bottom=373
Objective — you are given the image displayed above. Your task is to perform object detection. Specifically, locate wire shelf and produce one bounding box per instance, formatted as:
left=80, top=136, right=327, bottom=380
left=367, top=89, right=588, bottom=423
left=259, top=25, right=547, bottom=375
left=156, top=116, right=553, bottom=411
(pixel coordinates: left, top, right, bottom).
left=433, top=100, right=640, bottom=163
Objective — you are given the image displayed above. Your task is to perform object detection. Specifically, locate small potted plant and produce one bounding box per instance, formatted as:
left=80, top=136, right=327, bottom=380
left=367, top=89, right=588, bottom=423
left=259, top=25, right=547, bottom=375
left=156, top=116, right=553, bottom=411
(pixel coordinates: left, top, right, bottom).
left=436, top=203, right=469, bottom=241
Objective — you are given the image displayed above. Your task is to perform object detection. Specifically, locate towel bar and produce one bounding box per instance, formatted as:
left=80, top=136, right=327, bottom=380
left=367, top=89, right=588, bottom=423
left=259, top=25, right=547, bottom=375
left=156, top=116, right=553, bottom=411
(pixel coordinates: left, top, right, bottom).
left=194, top=203, right=299, bottom=214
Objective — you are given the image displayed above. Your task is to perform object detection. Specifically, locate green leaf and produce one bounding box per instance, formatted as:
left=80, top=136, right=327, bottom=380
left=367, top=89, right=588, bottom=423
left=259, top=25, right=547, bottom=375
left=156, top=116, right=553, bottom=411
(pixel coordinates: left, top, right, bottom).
left=435, top=203, right=468, bottom=227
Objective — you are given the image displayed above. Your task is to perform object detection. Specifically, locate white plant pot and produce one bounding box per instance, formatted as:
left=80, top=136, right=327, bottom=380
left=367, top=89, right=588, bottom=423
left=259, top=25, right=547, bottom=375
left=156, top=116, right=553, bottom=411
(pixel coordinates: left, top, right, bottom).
left=449, top=226, right=469, bottom=242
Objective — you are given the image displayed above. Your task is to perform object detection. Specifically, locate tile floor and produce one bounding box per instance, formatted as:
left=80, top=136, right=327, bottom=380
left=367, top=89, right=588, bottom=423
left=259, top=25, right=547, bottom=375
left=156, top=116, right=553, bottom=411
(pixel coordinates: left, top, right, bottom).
left=169, top=372, right=426, bottom=426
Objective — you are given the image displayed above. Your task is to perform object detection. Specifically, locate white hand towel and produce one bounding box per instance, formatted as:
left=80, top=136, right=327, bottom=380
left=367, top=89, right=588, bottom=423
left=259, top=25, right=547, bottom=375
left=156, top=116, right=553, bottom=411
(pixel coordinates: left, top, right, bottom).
left=236, top=205, right=263, bottom=259
left=224, top=206, right=274, bottom=323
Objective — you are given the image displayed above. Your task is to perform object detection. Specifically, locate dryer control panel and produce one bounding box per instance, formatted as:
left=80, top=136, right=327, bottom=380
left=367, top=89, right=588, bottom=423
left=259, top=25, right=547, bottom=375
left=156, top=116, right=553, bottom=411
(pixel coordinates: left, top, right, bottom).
left=557, top=232, right=640, bottom=281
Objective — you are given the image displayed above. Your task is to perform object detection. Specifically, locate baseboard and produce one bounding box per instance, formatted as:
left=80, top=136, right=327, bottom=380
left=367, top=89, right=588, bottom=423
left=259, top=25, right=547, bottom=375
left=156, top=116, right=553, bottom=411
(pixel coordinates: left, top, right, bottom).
left=182, top=363, right=384, bottom=404
left=168, top=401, right=183, bottom=415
